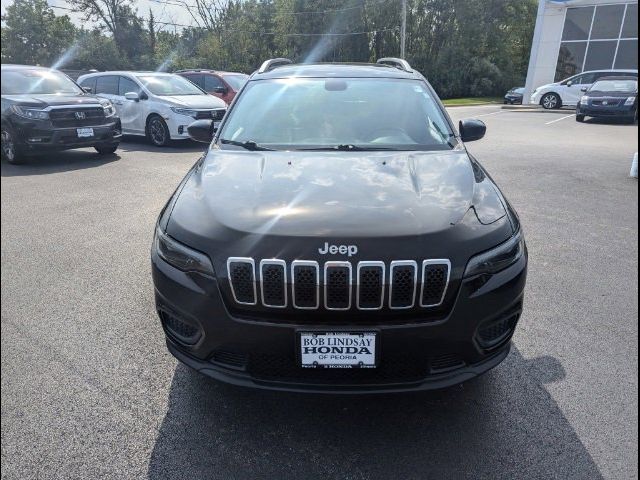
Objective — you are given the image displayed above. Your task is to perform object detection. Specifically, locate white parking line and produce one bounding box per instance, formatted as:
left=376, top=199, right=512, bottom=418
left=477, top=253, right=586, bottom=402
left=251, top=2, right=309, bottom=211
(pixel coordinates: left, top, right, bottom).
left=545, top=114, right=575, bottom=125
left=473, top=110, right=503, bottom=118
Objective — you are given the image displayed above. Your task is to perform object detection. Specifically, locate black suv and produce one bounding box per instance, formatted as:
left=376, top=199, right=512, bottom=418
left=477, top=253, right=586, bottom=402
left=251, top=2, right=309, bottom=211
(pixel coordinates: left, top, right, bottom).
left=1, top=64, right=122, bottom=164
left=152, top=58, right=528, bottom=393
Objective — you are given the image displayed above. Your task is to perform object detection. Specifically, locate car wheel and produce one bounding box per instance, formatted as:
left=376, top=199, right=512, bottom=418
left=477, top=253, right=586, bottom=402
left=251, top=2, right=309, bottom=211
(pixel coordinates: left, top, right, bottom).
left=576, top=114, right=585, bottom=123
left=541, top=93, right=561, bottom=110
left=147, top=115, right=171, bottom=147
left=1, top=126, right=25, bottom=164
left=94, top=144, right=119, bottom=155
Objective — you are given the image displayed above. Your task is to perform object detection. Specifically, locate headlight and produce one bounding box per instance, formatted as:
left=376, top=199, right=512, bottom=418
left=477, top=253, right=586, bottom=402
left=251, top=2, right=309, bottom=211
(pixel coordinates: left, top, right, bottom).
left=464, top=231, right=526, bottom=278
left=171, top=107, right=198, bottom=118
left=153, top=225, right=214, bottom=277
left=624, top=96, right=637, bottom=106
left=100, top=100, right=116, bottom=117
left=10, top=105, right=49, bottom=120
left=580, top=95, right=589, bottom=104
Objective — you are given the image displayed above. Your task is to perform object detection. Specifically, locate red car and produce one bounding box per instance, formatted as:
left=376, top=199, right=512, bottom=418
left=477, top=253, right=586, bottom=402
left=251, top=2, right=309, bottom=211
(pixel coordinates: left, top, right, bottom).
left=177, top=70, right=249, bottom=105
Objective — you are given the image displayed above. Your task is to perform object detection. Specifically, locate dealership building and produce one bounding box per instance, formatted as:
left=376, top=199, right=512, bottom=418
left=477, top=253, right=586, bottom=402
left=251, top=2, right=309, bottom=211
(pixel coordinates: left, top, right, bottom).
left=524, top=0, right=638, bottom=99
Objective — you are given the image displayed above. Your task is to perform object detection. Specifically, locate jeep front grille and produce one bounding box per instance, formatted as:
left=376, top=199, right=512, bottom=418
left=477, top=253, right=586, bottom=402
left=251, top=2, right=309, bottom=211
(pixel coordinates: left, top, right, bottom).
left=227, top=258, right=451, bottom=311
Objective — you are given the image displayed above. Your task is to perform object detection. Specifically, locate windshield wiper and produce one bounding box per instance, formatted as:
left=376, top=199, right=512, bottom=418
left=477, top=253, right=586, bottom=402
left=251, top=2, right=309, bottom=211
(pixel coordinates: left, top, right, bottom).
left=219, top=139, right=274, bottom=151
left=296, top=144, right=398, bottom=151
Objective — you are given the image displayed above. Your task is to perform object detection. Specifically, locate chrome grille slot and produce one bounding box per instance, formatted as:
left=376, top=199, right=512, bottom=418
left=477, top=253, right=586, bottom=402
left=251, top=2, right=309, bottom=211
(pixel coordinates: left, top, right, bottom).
left=292, top=261, right=319, bottom=309
left=226, top=257, right=450, bottom=312
left=357, top=262, right=385, bottom=310
left=389, top=261, right=417, bottom=309
left=420, top=260, right=451, bottom=307
left=227, top=257, right=257, bottom=305
left=324, top=261, right=352, bottom=310
left=260, top=260, right=287, bottom=308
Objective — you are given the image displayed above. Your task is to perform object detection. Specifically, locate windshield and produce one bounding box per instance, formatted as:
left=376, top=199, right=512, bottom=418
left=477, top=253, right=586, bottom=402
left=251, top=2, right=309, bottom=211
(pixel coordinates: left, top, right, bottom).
left=218, top=78, right=455, bottom=151
left=510, top=87, right=525, bottom=94
left=590, top=79, right=638, bottom=92
left=1, top=69, right=82, bottom=95
left=224, top=74, right=249, bottom=91
left=136, top=74, right=205, bottom=96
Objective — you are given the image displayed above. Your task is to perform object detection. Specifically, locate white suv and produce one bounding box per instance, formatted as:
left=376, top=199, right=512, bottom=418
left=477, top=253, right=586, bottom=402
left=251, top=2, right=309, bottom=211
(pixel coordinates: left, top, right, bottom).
left=77, top=71, right=226, bottom=146
left=530, top=69, right=638, bottom=110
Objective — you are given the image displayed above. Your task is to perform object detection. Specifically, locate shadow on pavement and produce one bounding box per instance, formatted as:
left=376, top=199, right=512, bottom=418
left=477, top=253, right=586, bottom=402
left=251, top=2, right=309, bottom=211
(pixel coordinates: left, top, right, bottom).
left=148, top=347, right=602, bottom=480
left=1, top=150, right=119, bottom=177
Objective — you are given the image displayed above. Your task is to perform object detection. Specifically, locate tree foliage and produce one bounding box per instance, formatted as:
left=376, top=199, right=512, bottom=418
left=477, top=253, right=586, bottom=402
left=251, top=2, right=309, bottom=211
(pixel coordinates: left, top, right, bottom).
left=1, top=0, right=537, bottom=97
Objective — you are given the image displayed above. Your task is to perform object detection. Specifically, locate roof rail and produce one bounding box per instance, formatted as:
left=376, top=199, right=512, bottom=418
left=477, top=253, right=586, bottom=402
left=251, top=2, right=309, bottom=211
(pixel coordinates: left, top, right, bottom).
left=257, top=58, right=293, bottom=74
left=376, top=57, right=413, bottom=73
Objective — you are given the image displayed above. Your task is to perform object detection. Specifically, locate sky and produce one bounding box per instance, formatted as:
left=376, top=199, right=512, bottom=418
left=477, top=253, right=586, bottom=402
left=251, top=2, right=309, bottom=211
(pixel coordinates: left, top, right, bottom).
left=0, top=0, right=196, bottom=31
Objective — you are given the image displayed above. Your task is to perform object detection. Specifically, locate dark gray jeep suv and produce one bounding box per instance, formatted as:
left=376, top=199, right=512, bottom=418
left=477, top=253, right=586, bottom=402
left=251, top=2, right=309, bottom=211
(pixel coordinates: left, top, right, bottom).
left=151, top=58, right=528, bottom=393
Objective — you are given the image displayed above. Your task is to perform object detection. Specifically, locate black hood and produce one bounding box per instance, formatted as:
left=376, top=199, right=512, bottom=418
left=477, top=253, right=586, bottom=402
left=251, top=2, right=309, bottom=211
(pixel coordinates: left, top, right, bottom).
left=2, top=93, right=103, bottom=107
left=165, top=148, right=514, bottom=270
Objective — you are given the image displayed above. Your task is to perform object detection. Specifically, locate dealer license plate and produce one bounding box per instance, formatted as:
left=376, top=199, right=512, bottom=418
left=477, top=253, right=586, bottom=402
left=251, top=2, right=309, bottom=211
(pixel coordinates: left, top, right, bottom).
left=77, top=128, right=94, bottom=138
left=299, top=332, right=377, bottom=368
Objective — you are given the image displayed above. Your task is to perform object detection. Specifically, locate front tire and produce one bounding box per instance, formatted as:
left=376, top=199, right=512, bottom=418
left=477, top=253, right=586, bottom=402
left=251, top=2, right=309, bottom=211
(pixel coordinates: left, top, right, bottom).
left=1, top=126, right=25, bottom=164
left=576, top=114, right=585, bottom=122
left=147, top=115, right=171, bottom=147
left=541, top=93, right=561, bottom=110
left=94, top=144, right=119, bottom=155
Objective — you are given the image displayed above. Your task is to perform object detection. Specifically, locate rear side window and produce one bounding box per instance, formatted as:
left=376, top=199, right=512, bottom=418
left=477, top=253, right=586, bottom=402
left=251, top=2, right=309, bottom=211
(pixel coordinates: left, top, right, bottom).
left=95, top=75, right=119, bottom=95
left=204, top=75, right=225, bottom=91
left=119, top=76, right=140, bottom=96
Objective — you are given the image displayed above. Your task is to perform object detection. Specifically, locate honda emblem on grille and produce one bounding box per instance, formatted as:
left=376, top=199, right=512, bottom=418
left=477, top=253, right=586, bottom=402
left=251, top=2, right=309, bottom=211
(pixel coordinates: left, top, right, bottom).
left=602, top=100, right=608, bottom=105
left=75, top=111, right=86, bottom=119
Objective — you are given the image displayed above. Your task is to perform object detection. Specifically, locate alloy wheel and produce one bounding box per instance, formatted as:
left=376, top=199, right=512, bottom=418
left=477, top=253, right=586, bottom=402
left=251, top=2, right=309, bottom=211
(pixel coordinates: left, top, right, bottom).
left=149, top=118, right=167, bottom=146
left=1, top=129, right=16, bottom=162
left=542, top=94, right=558, bottom=109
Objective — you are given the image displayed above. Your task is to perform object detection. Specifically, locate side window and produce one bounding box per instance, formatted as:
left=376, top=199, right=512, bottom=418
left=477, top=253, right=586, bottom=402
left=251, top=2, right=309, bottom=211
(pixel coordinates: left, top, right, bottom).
left=119, top=76, right=140, bottom=96
left=204, top=75, right=225, bottom=91
left=95, top=75, right=119, bottom=95
left=578, top=73, right=596, bottom=84
left=79, top=77, right=96, bottom=92
left=184, top=74, right=204, bottom=89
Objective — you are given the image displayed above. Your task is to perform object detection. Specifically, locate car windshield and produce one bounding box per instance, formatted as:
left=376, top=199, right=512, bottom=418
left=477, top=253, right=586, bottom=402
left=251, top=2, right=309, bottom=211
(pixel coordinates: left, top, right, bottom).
left=223, top=74, right=249, bottom=90
left=590, top=79, right=638, bottom=92
left=136, top=74, right=205, bottom=96
left=218, top=78, right=455, bottom=151
left=511, top=88, right=525, bottom=94
left=1, top=69, right=82, bottom=95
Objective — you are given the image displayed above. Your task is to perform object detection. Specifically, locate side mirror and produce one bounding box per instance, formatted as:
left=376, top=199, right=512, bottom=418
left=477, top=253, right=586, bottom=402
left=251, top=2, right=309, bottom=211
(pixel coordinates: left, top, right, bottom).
left=82, top=86, right=93, bottom=93
left=124, top=91, right=140, bottom=102
left=459, top=119, right=486, bottom=143
left=187, top=119, right=216, bottom=143
left=581, top=87, right=588, bottom=92
left=213, top=86, right=228, bottom=95
left=567, top=80, right=573, bottom=87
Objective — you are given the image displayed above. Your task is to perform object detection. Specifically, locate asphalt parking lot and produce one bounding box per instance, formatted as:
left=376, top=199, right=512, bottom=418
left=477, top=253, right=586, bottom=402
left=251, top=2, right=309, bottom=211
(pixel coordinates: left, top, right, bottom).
left=1, top=106, right=637, bottom=479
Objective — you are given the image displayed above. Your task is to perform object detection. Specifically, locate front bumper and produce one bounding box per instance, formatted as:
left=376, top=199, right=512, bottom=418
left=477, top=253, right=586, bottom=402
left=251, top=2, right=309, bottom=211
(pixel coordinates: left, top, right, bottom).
left=12, top=118, right=122, bottom=152
left=577, top=104, right=636, bottom=118
left=152, top=251, right=527, bottom=393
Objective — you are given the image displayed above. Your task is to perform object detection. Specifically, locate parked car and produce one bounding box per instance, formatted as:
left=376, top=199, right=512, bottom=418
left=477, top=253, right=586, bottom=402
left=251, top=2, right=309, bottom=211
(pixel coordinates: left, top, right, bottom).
left=177, top=70, right=249, bottom=105
left=151, top=58, right=528, bottom=393
left=504, top=87, right=524, bottom=105
left=1, top=64, right=121, bottom=165
left=530, top=69, right=638, bottom=109
left=576, top=76, right=638, bottom=124
left=77, top=71, right=226, bottom=146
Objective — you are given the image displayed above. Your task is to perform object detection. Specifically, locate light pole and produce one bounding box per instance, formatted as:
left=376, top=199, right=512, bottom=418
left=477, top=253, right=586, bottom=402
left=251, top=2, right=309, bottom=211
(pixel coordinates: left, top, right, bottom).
left=400, top=0, right=407, bottom=59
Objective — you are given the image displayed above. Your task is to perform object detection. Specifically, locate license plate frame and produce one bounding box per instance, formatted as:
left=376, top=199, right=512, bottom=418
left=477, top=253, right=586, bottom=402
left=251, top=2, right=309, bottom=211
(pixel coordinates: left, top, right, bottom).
left=297, top=331, right=379, bottom=369
left=77, top=127, right=94, bottom=138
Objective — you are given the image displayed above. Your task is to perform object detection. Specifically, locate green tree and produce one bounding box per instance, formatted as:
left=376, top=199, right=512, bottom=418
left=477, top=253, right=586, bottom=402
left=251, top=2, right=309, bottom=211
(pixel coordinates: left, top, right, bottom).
left=1, top=0, right=76, bottom=66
